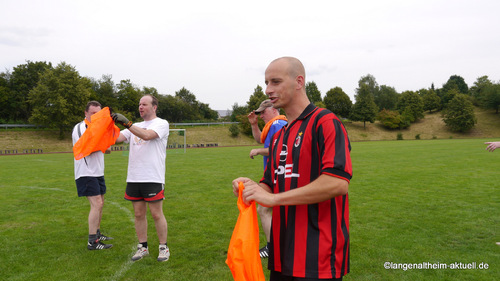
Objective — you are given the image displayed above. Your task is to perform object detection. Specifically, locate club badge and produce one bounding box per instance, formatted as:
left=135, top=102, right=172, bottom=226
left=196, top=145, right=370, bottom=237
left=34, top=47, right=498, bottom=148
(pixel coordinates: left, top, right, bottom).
left=295, top=132, right=303, bottom=147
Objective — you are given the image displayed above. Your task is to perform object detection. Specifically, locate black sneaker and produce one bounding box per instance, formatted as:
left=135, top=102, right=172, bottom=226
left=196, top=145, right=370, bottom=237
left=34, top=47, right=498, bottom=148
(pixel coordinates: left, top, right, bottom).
left=88, top=240, right=113, bottom=250
left=259, top=245, right=269, bottom=258
left=98, top=233, right=114, bottom=241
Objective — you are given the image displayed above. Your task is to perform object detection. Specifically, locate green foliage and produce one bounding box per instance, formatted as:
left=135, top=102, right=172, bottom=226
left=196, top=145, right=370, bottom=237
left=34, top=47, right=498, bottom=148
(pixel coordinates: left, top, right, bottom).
left=470, top=75, right=493, bottom=105
left=116, top=79, right=142, bottom=119
left=374, top=85, right=399, bottom=111
left=228, top=123, right=240, bottom=137
left=6, top=61, right=53, bottom=122
left=415, top=134, right=421, bottom=140
left=442, top=94, right=477, bottom=132
left=442, top=74, right=469, bottom=95
left=305, top=81, right=322, bottom=104
left=350, top=83, right=378, bottom=128
left=420, top=88, right=441, bottom=112
left=89, top=74, right=118, bottom=110
left=28, top=62, right=91, bottom=139
left=396, top=132, right=403, bottom=140
left=377, top=109, right=408, bottom=129
left=324, top=87, right=352, bottom=118
left=397, top=90, right=425, bottom=122
left=481, top=83, right=500, bottom=113
left=246, top=85, right=267, bottom=111
left=229, top=103, right=248, bottom=122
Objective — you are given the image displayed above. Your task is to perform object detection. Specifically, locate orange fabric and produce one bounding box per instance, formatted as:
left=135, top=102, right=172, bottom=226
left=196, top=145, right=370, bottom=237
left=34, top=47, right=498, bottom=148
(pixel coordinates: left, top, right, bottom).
left=260, top=115, right=287, bottom=144
left=226, top=182, right=265, bottom=281
left=73, top=107, right=120, bottom=160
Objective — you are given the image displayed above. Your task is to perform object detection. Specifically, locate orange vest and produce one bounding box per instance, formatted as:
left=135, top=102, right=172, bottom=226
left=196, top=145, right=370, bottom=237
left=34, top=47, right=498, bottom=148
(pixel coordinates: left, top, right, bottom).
left=73, top=107, right=120, bottom=160
left=260, top=115, right=287, bottom=143
left=226, top=182, right=265, bottom=281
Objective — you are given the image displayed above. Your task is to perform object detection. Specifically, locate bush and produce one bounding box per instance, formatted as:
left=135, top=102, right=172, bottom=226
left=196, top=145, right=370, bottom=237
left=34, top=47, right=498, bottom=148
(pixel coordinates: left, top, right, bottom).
left=397, top=132, right=403, bottom=140
left=229, top=124, right=240, bottom=137
left=415, top=134, right=421, bottom=140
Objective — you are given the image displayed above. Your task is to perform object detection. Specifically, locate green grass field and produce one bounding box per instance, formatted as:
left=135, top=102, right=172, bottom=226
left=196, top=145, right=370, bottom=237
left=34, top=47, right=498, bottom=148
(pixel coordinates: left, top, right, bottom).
left=0, top=140, right=499, bottom=280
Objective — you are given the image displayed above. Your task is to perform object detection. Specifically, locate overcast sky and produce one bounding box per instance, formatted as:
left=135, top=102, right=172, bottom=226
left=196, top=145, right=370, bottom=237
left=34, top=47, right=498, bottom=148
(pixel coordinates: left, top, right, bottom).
left=1, top=0, right=499, bottom=110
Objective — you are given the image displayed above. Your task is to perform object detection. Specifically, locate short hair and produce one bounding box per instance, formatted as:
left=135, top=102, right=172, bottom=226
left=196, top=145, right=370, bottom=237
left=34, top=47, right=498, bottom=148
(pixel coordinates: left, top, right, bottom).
left=85, top=101, right=101, bottom=112
left=143, top=94, right=158, bottom=107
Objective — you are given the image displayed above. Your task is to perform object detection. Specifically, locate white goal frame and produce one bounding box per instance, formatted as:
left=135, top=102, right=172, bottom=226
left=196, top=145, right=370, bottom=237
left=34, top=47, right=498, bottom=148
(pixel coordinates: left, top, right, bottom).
left=169, top=129, right=186, bottom=153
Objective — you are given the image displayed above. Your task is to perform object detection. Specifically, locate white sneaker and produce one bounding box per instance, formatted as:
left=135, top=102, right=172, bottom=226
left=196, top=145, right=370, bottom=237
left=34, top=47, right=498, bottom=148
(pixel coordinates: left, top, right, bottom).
left=157, top=245, right=170, bottom=262
left=131, top=244, right=149, bottom=261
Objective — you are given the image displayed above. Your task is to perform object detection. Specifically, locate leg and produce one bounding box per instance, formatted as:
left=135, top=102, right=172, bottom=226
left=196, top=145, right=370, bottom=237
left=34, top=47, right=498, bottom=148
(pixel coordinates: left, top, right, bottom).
left=132, top=201, right=148, bottom=243
left=148, top=200, right=168, bottom=244
left=257, top=204, right=272, bottom=242
left=97, top=194, right=104, bottom=230
left=87, top=195, right=104, bottom=235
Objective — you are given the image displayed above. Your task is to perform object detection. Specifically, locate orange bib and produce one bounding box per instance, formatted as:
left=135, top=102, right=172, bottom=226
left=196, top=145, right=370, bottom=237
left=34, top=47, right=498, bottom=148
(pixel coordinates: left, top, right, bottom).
left=226, top=182, right=265, bottom=281
left=73, top=107, right=120, bottom=160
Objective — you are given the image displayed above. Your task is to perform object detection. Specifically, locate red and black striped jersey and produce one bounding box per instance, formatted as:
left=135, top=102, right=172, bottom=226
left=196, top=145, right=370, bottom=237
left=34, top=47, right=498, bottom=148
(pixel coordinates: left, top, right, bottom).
left=260, top=104, right=352, bottom=279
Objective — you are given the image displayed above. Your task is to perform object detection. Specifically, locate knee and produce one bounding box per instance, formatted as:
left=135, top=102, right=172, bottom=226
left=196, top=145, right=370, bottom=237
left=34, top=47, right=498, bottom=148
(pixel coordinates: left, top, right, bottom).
left=151, top=211, right=165, bottom=221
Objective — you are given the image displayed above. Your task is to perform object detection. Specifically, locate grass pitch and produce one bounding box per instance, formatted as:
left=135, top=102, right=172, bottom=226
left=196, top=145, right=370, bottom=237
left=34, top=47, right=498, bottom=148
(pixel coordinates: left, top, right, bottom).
left=0, top=140, right=499, bottom=280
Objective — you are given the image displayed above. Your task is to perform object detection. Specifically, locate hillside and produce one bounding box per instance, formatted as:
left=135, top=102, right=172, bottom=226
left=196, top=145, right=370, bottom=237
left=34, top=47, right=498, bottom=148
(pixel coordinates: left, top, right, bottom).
left=1, top=107, right=500, bottom=153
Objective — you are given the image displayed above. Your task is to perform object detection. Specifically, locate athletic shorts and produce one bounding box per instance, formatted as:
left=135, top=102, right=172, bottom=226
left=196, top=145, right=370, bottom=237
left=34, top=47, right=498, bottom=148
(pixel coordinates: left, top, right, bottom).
left=270, top=271, right=342, bottom=281
left=125, top=182, right=165, bottom=202
left=75, top=176, right=106, bottom=197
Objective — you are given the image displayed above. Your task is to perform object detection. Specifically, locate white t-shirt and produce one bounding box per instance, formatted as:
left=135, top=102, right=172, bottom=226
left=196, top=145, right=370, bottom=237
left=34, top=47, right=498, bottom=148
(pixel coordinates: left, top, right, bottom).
left=121, top=117, right=169, bottom=184
left=72, top=121, right=105, bottom=180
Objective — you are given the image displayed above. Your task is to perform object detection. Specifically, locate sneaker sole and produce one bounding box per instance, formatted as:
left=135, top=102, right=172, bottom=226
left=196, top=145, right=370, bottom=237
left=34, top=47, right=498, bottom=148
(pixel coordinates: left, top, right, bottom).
left=131, top=254, right=149, bottom=261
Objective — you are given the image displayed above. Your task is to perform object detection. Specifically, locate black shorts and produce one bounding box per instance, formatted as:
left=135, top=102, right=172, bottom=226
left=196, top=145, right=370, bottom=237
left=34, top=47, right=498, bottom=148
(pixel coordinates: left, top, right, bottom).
left=76, top=176, right=106, bottom=197
left=270, top=271, right=342, bottom=281
left=125, top=182, right=164, bottom=202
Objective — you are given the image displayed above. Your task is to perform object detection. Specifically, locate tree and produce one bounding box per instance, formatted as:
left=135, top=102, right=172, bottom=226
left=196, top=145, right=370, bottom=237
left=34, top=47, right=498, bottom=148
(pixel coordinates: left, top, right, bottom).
left=230, top=102, right=247, bottom=122
left=350, top=83, right=378, bottom=128
left=0, top=72, right=11, bottom=122
left=420, top=88, right=441, bottom=112
left=306, top=81, right=322, bottom=104
left=246, top=85, right=267, bottom=112
left=358, top=74, right=380, bottom=97
left=375, top=85, right=399, bottom=111
left=90, top=74, right=118, bottom=110
left=397, top=91, right=424, bottom=122
left=442, top=93, right=476, bottom=132
left=323, top=87, right=352, bottom=118
left=9, top=61, right=53, bottom=122
left=482, top=83, right=500, bottom=113
left=28, top=62, right=92, bottom=138
left=470, top=75, right=493, bottom=106
left=442, top=75, right=469, bottom=95
left=377, top=109, right=407, bottom=129
left=116, top=79, right=142, bottom=119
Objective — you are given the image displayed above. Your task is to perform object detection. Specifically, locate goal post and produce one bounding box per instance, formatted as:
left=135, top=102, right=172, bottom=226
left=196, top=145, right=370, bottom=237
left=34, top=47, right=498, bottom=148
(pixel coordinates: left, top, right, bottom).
left=168, top=129, right=186, bottom=153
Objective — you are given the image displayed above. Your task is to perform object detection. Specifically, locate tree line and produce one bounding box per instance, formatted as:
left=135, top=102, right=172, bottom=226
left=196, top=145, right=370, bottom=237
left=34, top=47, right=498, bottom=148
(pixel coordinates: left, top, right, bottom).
left=230, top=73, right=500, bottom=136
left=0, top=61, right=219, bottom=138
left=2, top=60, right=499, bottom=138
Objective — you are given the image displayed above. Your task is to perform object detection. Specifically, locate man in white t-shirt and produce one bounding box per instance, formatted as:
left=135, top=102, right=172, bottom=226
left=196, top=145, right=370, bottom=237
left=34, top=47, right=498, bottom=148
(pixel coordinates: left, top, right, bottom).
left=113, top=94, right=170, bottom=262
left=72, top=101, right=113, bottom=250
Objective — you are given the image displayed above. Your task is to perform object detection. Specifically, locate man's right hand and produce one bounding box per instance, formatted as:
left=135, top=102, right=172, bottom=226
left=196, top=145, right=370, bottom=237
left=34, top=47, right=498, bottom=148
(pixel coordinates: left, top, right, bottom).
left=111, top=113, right=132, bottom=128
left=247, top=111, right=258, bottom=125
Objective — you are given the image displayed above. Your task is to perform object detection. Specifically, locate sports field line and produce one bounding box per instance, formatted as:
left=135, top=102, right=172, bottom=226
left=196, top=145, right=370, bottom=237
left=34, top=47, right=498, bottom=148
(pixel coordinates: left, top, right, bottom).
left=18, top=184, right=137, bottom=280
left=21, top=185, right=69, bottom=192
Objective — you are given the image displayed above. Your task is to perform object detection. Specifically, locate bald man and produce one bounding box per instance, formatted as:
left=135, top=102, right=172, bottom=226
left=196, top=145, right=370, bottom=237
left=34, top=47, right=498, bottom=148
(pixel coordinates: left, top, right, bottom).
left=232, top=57, right=353, bottom=280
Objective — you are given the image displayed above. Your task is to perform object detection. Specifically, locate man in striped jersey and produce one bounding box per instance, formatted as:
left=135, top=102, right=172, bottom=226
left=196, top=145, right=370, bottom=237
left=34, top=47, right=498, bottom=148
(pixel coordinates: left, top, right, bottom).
left=233, top=57, right=352, bottom=280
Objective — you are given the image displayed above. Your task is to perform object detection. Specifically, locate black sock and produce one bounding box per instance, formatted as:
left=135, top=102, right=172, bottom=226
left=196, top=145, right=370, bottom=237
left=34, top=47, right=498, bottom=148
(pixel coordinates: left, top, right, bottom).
left=267, top=242, right=270, bottom=249
left=96, top=229, right=101, bottom=236
left=89, top=234, right=98, bottom=243
left=140, top=242, right=148, bottom=248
